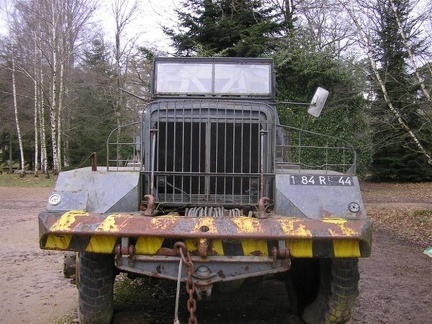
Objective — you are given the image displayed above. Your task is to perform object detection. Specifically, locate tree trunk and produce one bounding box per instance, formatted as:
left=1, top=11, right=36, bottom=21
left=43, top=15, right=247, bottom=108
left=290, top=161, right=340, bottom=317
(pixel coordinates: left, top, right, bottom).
left=39, top=65, right=49, bottom=177
left=50, top=0, right=60, bottom=174
left=33, top=36, right=39, bottom=177
left=389, top=0, right=431, bottom=103
left=11, top=52, right=26, bottom=174
left=8, top=136, right=13, bottom=174
left=57, top=51, right=65, bottom=169
left=343, top=1, right=432, bottom=165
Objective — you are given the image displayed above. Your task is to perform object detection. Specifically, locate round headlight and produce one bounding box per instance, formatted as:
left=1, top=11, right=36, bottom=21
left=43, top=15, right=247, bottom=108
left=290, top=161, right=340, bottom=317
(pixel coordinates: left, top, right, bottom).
left=348, top=202, right=360, bottom=213
left=48, top=194, right=61, bottom=206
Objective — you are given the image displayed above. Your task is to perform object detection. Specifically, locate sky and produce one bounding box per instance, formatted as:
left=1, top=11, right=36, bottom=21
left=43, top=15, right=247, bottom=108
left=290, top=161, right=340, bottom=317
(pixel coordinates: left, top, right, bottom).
left=95, top=0, right=180, bottom=53
left=0, top=0, right=178, bottom=44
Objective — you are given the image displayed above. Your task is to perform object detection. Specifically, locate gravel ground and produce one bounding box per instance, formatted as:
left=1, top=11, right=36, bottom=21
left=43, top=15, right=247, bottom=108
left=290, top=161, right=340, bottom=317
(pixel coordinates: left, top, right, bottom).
left=0, top=183, right=430, bottom=323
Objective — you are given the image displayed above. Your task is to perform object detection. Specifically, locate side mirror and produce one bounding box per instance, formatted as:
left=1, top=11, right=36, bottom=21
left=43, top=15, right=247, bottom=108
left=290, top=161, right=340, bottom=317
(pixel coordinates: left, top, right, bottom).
left=307, top=87, right=329, bottom=117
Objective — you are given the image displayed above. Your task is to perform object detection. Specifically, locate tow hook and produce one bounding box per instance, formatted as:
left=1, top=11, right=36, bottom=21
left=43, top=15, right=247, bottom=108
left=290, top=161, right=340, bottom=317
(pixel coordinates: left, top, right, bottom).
left=142, top=194, right=155, bottom=216
left=192, top=265, right=217, bottom=300
left=115, top=237, right=135, bottom=258
left=258, top=197, right=271, bottom=218
left=272, top=246, right=291, bottom=269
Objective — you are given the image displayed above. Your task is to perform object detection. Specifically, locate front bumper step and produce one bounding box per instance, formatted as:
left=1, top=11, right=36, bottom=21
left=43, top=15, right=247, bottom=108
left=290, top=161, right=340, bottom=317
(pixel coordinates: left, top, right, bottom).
left=39, top=211, right=372, bottom=258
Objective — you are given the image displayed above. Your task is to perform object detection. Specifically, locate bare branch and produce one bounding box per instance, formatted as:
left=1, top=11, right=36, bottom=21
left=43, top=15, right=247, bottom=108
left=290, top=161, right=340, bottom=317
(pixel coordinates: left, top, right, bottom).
left=340, top=0, right=432, bottom=164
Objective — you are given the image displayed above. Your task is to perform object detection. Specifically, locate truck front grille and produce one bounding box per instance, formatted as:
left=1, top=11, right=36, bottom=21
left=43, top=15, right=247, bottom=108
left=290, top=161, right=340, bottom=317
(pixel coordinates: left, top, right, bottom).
left=145, top=100, right=273, bottom=207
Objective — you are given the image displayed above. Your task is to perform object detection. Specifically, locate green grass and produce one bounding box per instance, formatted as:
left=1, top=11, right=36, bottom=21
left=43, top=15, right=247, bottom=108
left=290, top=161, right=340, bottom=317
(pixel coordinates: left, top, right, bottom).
left=0, top=172, right=56, bottom=187
left=114, top=274, right=174, bottom=306
left=414, top=209, right=432, bottom=226
left=53, top=312, right=77, bottom=324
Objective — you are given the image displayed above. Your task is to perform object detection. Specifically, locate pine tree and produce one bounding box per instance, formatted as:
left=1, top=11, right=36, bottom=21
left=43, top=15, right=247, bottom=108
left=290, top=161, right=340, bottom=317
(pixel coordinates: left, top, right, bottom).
left=164, top=0, right=281, bottom=57
left=67, top=38, right=117, bottom=167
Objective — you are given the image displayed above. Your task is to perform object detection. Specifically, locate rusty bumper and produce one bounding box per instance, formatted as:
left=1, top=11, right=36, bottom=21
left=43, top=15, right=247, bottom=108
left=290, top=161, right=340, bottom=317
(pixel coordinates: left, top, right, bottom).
left=39, top=211, right=372, bottom=258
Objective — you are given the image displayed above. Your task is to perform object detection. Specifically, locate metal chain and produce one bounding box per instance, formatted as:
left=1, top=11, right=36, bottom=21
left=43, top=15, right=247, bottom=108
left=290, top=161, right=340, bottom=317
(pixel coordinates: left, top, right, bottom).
left=173, top=255, right=183, bottom=324
left=174, top=242, right=198, bottom=324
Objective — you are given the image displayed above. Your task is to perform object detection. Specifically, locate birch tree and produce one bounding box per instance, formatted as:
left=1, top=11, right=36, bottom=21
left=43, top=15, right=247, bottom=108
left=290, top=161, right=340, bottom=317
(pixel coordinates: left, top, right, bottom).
left=11, top=0, right=98, bottom=174
left=32, top=33, right=39, bottom=176
left=1, top=6, right=32, bottom=174
left=341, top=0, right=432, bottom=180
left=33, top=9, right=50, bottom=177
left=389, top=0, right=432, bottom=103
left=5, top=0, right=48, bottom=176
left=10, top=45, right=25, bottom=174
left=49, top=0, right=60, bottom=174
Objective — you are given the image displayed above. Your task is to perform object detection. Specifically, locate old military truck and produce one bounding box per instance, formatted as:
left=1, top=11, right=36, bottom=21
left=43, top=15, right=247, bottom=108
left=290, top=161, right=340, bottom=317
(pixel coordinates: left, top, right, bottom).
left=39, top=57, right=372, bottom=324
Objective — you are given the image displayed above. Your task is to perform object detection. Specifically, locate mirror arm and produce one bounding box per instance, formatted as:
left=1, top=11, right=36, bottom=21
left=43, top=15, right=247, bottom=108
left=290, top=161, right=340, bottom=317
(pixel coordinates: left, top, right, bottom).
left=276, top=101, right=311, bottom=106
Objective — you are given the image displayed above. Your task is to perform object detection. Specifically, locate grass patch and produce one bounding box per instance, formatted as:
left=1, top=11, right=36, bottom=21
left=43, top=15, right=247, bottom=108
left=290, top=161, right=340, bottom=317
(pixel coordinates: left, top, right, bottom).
left=414, top=209, right=432, bottom=226
left=0, top=173, right=56, bottom=187
left=114, top=274, right=176, bottom=306
left=114, top=274, right=153, bottom=305
left=113, top=274, right=181, bottom=322
left=53, top=311, right=77, bottom=324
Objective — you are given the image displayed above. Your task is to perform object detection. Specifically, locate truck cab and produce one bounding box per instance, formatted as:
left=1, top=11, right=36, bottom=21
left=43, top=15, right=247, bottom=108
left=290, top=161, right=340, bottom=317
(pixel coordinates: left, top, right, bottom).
left=39, top=57, right=372, bottom=324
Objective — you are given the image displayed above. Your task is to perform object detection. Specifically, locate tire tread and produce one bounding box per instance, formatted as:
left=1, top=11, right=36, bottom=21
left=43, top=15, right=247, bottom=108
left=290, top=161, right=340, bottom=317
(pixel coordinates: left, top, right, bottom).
left=78, top=252, right=114, bottom=324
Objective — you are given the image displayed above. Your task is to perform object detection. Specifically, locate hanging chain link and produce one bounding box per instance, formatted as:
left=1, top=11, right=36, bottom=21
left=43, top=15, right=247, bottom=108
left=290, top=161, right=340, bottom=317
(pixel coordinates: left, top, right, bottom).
left=174, top=255, right=183, bottom=324
left=174, top=242, right=197, bottom=324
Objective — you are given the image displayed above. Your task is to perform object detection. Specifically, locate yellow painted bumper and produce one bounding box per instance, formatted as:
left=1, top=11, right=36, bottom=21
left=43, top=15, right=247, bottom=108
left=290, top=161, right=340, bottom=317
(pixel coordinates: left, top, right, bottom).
left=39, top=211, right=372, bottom=258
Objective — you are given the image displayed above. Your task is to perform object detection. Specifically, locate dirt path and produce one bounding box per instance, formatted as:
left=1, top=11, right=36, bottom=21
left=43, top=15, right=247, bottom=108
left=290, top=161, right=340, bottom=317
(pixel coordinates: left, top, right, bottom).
left=352, top=230, right=431, bottom=323
left=0, top=187, right=76, bottom=324
left=0, top=185, right=431, bottom=323
left=110, top=229, right=432, bottom=324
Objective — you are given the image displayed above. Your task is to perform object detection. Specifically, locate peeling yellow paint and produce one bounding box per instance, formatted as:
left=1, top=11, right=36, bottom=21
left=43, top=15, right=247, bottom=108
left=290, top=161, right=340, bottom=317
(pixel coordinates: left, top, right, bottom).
left=322, top=218, right=347, bottom=225
left=50, top=211, right=88, bottom=231
left=45, top=234, right=72, bottom=249
left=286, top=239, right=313, bottom=257
left=232, top=217, right=261, bottom=234
left=210, top=240, right=224, bottom=255
left=242, top=239, right=268, bottom=256
left=333, top=240, right=361, bottom=257
left=279, top=219, right=312, bottom=237
left=329, top=227, right=358, bottom=237
left=87, top=236, right=117, bottom=253
left=185, top=238, right=197, bottom=251
left=96, top=215, right=118, bottom=232
left=135, top=237, right=164, bottom=254
left=324, top=218, right=359, bottom=237
left=150, top=216, right=178, bottom=230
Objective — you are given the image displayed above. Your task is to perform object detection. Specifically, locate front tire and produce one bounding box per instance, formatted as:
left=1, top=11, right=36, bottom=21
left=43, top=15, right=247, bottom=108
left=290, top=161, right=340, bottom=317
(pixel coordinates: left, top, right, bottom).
left=286, top=258, right=359, bottom=324
left=77, top=252, right=115, bottom=324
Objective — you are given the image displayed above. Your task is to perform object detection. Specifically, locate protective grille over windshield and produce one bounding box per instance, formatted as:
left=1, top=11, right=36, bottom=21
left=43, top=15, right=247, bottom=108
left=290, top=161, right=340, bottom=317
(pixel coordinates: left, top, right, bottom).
left=154, top=59, right=272, bottom=96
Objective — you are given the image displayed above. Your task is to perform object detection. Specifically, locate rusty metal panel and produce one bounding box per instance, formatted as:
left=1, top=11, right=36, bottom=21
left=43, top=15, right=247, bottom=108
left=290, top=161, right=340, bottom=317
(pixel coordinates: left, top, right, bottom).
left=39, top=211, right=370, bottom=239
left=39, top=211, right=372, bottom=257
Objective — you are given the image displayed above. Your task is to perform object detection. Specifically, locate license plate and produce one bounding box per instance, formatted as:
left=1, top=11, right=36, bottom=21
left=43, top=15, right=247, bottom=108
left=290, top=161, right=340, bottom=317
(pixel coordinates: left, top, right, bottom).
left=289, top=175, right=354, bottom=186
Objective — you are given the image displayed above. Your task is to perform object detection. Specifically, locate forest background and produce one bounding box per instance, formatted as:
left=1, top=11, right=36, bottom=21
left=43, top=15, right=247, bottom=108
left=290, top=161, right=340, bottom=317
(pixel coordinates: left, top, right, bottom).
left=1, top=0, right=432, bottom=182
